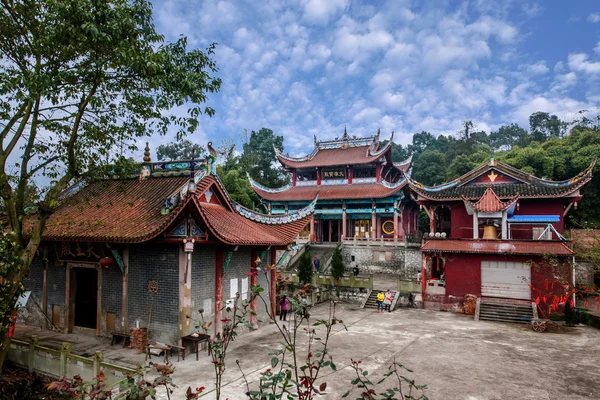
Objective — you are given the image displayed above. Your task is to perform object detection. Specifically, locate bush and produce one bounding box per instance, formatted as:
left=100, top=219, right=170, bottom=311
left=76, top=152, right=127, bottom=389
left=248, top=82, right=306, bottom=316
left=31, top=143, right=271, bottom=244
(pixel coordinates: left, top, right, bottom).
left=330, top=247, right=344, bottom=282
left=297, top=252, right=313, bottom=285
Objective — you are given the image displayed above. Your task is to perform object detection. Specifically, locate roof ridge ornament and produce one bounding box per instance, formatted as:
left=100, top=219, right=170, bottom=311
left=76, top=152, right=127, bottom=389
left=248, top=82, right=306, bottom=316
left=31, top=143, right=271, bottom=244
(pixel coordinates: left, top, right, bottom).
left=233, top=195, right=318, bottom=225
left=314, top=134, right=319, bottom=148
left=143, top=142, right=151, bottom=162
left=343, top=125, right=348, bottom=140
left=375, top=128, right=380, bottom=142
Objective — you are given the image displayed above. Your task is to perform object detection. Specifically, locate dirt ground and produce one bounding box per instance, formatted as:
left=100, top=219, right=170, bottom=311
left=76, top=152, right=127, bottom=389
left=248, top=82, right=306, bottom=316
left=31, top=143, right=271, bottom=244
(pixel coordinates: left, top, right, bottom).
left=14, top=301, right=600, bottom=400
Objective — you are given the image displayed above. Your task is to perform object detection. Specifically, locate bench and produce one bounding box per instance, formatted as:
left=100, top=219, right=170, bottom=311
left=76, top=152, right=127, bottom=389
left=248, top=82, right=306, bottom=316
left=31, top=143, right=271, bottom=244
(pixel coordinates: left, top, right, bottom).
left=145, top=341, right=185, bottom=363
left=110, top=331, right=130, bottom=348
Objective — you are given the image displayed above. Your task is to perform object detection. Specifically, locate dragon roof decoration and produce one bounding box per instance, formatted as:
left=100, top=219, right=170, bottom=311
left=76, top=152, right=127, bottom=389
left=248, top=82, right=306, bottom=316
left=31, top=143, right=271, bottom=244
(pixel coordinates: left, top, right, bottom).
left=234, top=195, right=318, bottom=225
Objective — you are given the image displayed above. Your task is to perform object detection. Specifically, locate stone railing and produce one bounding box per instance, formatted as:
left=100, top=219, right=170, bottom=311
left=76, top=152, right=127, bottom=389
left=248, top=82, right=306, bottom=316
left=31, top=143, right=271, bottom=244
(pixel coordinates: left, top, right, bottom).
left=280, top=272, right=373, bottom=289
left=7, top=336, right=138, bottom=387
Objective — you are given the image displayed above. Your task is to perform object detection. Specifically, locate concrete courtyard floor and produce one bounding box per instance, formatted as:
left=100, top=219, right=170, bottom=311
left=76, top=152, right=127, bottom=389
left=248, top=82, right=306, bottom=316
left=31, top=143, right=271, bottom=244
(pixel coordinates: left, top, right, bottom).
left=14, top=301, right=600, bottom=400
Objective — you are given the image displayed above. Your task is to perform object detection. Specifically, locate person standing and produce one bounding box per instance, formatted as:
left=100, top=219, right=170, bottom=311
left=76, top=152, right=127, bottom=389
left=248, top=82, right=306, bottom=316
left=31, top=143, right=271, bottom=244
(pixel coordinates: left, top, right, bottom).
left=384, top=289, right=393, bottom=312
left=376, top=291, right=385, bottom=313
left=313, top=256, right=320, bottom=272
left=280, top=295, right=289, bottom=321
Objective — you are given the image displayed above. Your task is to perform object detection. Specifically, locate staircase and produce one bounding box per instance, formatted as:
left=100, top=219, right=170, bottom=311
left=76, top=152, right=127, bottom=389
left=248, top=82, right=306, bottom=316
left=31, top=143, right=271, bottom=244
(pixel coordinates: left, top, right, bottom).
left=477, top=297, right=535, bottom=324
left=288, top=244, right=337, bottom=272
left=361, top=290, right=399, bottom=311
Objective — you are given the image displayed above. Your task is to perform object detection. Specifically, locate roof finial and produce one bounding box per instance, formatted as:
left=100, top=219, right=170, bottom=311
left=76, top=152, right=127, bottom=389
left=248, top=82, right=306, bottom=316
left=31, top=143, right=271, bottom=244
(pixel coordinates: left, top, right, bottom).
left=375, top=128, right=380, bottom=142
left=390, top=131, right=394, bottom=142
left=314, top=134, right=318, bottom=147
left=343, top=125, right=348, bottom=140
left=143, top=142, right=151, bottom=162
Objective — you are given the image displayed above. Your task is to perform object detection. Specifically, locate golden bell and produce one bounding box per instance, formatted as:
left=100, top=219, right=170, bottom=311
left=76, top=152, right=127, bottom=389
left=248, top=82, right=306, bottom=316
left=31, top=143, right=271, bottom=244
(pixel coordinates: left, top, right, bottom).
left=482, top=225, right=498, bottom=240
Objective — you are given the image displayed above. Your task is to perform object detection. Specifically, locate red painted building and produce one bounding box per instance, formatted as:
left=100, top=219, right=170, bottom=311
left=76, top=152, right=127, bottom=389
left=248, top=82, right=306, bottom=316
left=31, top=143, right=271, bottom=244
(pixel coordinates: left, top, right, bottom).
left=407, top=158, right=595, bottom=316
left=249, top=129, right=419, bottom=243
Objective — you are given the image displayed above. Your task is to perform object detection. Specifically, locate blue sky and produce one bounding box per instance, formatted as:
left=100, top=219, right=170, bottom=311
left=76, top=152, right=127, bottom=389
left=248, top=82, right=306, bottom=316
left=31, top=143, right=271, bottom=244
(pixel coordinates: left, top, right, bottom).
left=147, top=0, right=600, bottom=158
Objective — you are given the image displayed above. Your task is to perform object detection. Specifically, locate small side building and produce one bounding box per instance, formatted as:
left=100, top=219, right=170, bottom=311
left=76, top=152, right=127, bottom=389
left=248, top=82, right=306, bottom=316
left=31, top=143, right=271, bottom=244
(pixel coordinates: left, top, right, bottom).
left=407, top=157, right=595, bottom=314
left=22, top=150, right=313, bottom=344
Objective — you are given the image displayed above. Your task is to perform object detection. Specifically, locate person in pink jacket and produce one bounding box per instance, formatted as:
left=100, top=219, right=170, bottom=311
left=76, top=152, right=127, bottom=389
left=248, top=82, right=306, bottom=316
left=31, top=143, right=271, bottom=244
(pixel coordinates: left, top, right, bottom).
left=280, top=295, right=289, bottom=321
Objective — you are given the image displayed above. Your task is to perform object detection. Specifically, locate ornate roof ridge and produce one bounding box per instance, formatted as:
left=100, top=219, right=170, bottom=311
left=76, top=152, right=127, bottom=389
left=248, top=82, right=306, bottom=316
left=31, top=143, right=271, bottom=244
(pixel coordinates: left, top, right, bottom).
left=233, top=195, right=318, bottom=225
left=393, top=153, right=414, bottom=167
left=247, top=173, right=292, bottom=193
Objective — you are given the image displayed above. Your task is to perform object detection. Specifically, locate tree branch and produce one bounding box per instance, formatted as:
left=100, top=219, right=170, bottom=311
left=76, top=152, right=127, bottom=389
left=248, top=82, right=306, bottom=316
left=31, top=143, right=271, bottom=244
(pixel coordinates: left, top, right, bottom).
left=0, top=102, right=28, bottom=144
left=16, top=96, right=41, bottom=212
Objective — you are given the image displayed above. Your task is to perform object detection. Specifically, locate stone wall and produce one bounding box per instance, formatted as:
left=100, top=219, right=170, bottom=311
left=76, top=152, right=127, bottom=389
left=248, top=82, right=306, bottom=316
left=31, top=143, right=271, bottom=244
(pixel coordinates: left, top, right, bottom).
left=342, top=245, right=421, bottom=278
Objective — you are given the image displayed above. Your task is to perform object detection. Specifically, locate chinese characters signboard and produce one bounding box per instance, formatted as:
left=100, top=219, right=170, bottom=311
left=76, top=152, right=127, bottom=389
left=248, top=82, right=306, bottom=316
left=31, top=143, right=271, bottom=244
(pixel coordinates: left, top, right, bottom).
left=55, top=242, right=105, bottom=263
left=322, top=168, right=346, bottom=179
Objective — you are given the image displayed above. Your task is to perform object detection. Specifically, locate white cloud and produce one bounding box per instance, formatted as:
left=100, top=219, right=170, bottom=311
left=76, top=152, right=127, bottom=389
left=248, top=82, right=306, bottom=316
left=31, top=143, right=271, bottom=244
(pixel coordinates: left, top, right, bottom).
left=527, top=61, right=549, bottom=74
left=568, top=53, right=600, bottom=74
left=303, top=0, right=347, bottom=25
left=551, top=72, right=577, bottom=92
left=595, top=42, right=600, bottom=56
left=588, top=13, right=600, bottom=23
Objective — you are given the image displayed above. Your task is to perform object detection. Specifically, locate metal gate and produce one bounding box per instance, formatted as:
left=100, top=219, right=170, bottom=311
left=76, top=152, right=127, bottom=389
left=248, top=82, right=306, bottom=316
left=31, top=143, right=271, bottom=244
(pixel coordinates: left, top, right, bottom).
left=481, top=261, right=531, bottom=299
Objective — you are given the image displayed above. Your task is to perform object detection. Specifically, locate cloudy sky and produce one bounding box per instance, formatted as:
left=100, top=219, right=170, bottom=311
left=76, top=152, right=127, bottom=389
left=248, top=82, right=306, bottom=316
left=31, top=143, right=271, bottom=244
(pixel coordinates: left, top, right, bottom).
left=148, top=0, right=600, bottom=158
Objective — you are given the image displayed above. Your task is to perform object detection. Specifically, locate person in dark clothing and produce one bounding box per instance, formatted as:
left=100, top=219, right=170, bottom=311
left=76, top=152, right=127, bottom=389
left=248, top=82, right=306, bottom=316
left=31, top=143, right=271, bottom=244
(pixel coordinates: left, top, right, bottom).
left=353, top=265, right=359, bottom=276
left=313, top=256, right=320, bottom=272
left=279, top=295, right=289, bottom=321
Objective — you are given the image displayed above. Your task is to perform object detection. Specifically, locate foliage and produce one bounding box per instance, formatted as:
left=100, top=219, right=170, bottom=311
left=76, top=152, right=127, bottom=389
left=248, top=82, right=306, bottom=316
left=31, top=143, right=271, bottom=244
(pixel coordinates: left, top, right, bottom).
left=156, top=140, right=206, bottom=161
left=331, top=246, right=345, bottom=282
left=44, top=363, right=180, bottom=400
left=0, top=230, right=24, bottom=346
left=411, top=150, right=447, bottom=186
left=343, top=359, right=428, bottom=400
left=0, top=0, right=220, bottom=368
left=297, top=251, right=314, bottom=285
left=240, top=128, right=288, bottom=188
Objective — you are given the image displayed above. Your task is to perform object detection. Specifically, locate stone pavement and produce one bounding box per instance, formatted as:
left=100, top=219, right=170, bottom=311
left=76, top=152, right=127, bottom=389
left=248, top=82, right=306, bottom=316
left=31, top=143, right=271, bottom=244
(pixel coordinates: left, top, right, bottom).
left=13, top=301, right=600, bottom=399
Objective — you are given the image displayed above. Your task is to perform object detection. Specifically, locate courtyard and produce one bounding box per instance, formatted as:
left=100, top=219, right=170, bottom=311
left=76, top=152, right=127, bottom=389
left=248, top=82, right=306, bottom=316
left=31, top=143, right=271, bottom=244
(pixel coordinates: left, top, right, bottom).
left=13, top=301, right=600, bottom=400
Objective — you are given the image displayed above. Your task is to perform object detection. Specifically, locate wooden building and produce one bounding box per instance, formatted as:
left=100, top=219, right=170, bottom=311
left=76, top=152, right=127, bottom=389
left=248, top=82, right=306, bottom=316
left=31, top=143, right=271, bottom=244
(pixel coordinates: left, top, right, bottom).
left=249, top=129, right=419, bottom=243
left=22, top=149, right=313, bottom=343
left=407, top=157, right=595, bottom=315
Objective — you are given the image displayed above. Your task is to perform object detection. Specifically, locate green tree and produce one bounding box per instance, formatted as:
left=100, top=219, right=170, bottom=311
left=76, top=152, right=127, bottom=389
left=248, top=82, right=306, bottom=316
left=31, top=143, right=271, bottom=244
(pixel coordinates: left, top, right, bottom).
left=297, top=251, right=313, bottom=285
left=489, top=123, right=528, bottom=150
left=407, top=131, right=436, bottom=154
left=0, top=0, right=220, bottom=368
left=240, top=128, right=288, bottom=188
left=529, top=112, right=565, bottom=142
left=411, top=150, right=447, bottom=186
left=156, top=140, right=206, bottom=161
left=330, top=247, right=344, bottom=282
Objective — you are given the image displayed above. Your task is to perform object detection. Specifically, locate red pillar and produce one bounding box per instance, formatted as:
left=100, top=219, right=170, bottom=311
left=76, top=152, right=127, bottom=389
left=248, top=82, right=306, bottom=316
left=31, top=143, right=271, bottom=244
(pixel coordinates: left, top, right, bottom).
left=421, top=254, right=427, bottom=308
left=376, top=165, right=382, bottom=182
left=316, top=168, right=321, bottom=185
left=371, top=201, right=376, bottom=239
left=393, top=203, right=398, bottom=240
left=348, top=166, right=353, bottom=184
left=310, top=216, right=315, bottom=242
left=342, top=210, right=347, bottom=240
left=292, top=171, right=297, bottom=186
left=270, top=250, right=277, bottom=318
left=250, top=248, right=258, bottom=329
left=214, top=249, right=224, bottom=337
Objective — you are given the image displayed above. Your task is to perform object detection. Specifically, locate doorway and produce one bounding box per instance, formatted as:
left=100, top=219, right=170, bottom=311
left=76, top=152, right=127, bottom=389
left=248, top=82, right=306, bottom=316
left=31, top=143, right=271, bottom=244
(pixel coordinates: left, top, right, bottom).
left=72, top=267, right=98, bottom=329
left=354, top=220, right=371, bottom=239
left=322, top=220, right=340, bottom=242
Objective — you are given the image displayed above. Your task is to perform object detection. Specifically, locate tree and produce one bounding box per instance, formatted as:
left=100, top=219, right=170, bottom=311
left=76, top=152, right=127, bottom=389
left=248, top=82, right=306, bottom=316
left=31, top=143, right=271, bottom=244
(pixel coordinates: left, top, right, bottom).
left=411, top=150, right=447, bottom=186
left=489, top=124, right=528, bottom=150
left=0, top=0, right=220, bottom=369
left=297, top=251, right=313, bottom=285
left=407, top=131, right=436, bottom=154
left=240, top=128, right=288, bottom=188
left=156, top=140, right=206, bottom=161
left=529, top=112, right=565, bottom=142
left=330, top=247, right=344, bottom=282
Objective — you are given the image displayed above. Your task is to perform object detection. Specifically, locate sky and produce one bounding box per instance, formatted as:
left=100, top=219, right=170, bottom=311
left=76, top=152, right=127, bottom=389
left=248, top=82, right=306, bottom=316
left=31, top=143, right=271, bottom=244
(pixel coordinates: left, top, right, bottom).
left=146, top=0, right=600, bottom=159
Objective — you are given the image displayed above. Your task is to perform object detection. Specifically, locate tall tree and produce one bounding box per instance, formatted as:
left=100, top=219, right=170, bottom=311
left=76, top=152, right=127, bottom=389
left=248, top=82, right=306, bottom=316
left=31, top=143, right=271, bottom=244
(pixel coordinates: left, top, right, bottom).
left=240, top=128, right=287, bottom=187
left=0, top=0, right=220, bottom=368
left=330, top=247, right=345, bottom=283
left=489, top=124, right=528, bottom=150
left=407, top=131, right=436, bottom=154
left=297, top=252, right=313, bottom=285
left=529, top=112, right=565, bottom=142
left=411, top=150, right=447, bottom=186
left=156, top=140, right=206, bottom=161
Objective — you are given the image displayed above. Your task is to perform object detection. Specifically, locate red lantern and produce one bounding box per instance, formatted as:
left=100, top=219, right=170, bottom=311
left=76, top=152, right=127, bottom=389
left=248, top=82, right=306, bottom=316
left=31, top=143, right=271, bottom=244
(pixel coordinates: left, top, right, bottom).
left=99, top=257, right=114, bottom=269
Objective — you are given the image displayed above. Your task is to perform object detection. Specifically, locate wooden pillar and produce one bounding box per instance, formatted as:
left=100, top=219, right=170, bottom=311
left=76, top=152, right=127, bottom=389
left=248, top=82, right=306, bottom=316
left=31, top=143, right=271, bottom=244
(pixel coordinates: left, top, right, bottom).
left=376, top=165, right=382, bottom=182
left=473, top=213, right=479, bottom=239
left=317, top=168, right=321, bottom=186
left=96, top=266, right=102, bottom=336
left=121, top=245, right=129, bottom=332
left=393, top=202, right=399, bottom=242
left=250, top=248, right=258, bottom=329
left=270, top=250, right=277, bottom=318
left=429, top=207, right=435, bottom=233
left=42, top=248, right=48, bottom=330
left=328, top=220, right=332, bottom=242
left=348, top=166, right=353, bottom=184
left=371, top=201, right=376, bottom=239
left=292, top=171, right=297, bottom=186
left=179, top=245, right=192, bottom=341
left=65, top=265, right=71, bottom=333
left=285, top=203, right=289, bottom=215
left=421, top=254, right=427, bottom=307
left=214, top=249, right=224, bottom=337
left=310, top=216, right=315, bottom=242
left=342, top=208, right=347, bottom=240
left=267, top=203, right=272, bottom=215
left=501, top=211, right=507, bottom=239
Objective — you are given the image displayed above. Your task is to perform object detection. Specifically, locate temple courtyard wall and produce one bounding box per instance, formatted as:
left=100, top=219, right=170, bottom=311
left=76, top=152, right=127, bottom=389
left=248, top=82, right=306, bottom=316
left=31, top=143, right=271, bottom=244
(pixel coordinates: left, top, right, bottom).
left=341, top=244, right=422, bottom=278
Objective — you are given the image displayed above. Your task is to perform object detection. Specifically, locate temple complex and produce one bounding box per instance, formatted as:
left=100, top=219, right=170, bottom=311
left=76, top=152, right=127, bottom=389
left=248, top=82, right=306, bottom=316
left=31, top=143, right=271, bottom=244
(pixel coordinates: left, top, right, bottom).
left=249, top=129, right=419, bottom=243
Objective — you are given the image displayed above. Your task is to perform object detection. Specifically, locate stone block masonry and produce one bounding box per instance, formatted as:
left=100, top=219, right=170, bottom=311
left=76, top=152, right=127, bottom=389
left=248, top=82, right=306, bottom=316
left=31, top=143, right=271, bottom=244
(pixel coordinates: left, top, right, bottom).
left=342, top=245, right=421, bottom=278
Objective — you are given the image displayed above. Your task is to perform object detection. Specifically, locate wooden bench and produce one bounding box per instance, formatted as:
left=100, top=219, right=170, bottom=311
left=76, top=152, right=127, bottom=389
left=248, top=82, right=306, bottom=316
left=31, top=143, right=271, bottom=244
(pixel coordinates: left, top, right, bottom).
left=110, top=331, right=130, bottom=348
left=145, top=341, right=185, bottom=363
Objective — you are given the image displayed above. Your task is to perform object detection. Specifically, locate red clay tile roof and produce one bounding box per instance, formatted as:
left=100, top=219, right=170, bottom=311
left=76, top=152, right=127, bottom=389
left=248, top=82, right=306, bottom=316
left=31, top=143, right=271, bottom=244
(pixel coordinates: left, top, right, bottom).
left=463, top=186, right=518, bottom=213
left=252, top=181, right=406, bottom=201
left=421, top=239, right=574, bottom=255
left=25, top=173, right=311, bottom=246
left=36, top=176, right=190, bottom=243
left=198, top=202, right=310, bottom=246
left=276, top=143, right=391, bottom=169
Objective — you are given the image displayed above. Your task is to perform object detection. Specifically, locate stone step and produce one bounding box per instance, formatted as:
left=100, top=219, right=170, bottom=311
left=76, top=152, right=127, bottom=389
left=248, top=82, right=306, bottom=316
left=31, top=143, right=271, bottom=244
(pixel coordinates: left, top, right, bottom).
left=479, top=315, right=531, bottom=324
left=480, top=303, right=532, bottom=310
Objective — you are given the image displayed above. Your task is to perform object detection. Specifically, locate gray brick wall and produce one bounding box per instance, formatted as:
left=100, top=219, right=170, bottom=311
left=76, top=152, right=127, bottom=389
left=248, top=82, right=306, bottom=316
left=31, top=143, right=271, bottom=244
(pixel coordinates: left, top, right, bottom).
left=128, top=243, right=179, bottom=344
left=101, top=259, right=122, bottom=328
left=190, top=246, right=216, bottom=330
